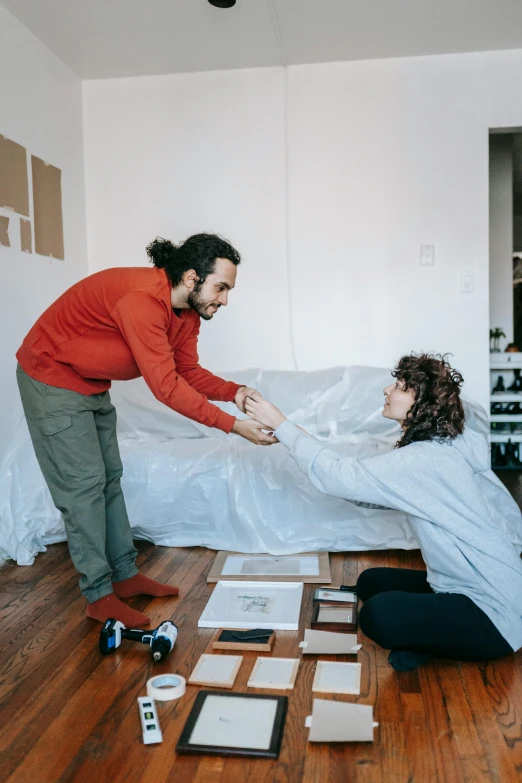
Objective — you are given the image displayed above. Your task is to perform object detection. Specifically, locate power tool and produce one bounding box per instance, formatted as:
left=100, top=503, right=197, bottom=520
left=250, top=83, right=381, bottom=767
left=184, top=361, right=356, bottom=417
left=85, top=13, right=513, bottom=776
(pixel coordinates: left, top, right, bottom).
left=99, top=618, right=178, bottom=662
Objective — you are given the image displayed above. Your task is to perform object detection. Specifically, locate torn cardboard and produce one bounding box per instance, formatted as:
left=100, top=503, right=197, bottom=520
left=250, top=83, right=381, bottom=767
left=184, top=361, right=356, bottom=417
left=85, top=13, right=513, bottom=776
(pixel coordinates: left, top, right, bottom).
left=0, top=215, right=10, bottom=247
left=299, top=629, right=360, bottom=654
left=20, top=218, right=31, bottom=253
left=0, top=135, right=29, bottom=216
left=306, top=700, right=377, bottom=742
left=32, top=155, right=64, bottom=260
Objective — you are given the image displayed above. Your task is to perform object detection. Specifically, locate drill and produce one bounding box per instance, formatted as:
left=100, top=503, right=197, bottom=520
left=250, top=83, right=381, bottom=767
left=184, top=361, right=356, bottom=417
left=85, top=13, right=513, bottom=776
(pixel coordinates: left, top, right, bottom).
left=99, top=619, right=178, bottom=662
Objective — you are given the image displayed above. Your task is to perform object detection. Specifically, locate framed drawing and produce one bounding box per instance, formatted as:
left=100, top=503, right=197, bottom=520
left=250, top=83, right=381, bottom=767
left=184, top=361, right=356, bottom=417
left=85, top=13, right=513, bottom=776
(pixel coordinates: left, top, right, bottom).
left=207, top=552, right=331, bottom=584
left=198, top=580, right=304, bottom=630
left=188, top=654, right=243, bottom=689
left=211, top=628, right=275, bottom=652
left=176, top=691, right=288, bottom=759
left=311, top=600, right=358, bottom=632
left=312, top=661, right=362, bottom=695
left=247, top=657, right=300, bottom=690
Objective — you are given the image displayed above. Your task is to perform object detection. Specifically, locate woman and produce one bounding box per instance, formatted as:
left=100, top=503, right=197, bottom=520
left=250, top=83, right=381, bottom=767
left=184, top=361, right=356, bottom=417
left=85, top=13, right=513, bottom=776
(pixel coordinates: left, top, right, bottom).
left=245, top=354, right=522, bottom=671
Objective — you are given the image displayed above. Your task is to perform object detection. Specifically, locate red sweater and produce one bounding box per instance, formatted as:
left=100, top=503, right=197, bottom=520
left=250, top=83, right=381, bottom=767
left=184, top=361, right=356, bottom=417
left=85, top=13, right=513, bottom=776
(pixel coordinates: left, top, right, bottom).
left=17, top=267, right=241, bottom=433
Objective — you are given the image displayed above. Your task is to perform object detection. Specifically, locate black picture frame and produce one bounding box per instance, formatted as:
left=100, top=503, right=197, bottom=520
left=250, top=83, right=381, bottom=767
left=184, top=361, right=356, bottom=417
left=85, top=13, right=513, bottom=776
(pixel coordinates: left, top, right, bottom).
left=311, top=600, right=358, bottom=632
left=176, top=690, right=288, bottom=759
left=313, top=588, right=357, bottom=604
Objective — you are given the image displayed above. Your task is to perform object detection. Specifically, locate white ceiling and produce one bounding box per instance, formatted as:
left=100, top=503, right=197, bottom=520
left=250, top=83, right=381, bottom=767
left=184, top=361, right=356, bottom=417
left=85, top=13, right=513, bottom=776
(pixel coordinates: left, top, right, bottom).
left=2, top=0, right=522, bottom=80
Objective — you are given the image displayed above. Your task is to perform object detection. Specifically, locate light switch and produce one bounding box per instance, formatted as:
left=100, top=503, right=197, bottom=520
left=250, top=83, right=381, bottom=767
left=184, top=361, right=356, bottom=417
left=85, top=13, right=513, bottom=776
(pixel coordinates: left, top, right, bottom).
left=460, top=271, right=474, bottom=293
left=420, top=245, right=435, bottom=266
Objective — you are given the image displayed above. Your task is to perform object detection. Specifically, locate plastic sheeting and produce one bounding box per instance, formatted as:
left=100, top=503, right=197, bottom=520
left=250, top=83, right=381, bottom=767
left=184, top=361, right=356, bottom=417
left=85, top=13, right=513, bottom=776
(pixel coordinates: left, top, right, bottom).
left=1, top=366, right=521, bottom=565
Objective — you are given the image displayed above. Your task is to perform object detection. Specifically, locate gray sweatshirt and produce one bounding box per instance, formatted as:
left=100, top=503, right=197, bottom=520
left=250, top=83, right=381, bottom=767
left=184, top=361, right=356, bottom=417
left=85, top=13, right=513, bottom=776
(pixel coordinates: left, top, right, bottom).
left=274, top=419, right=522, bottom=652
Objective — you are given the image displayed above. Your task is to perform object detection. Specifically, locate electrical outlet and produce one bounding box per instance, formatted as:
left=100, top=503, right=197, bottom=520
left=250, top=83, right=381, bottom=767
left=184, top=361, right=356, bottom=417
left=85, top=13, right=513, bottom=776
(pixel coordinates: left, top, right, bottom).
left=460, top=271, right=475, bottom=293
left=420, top=245, right=435, bottom=266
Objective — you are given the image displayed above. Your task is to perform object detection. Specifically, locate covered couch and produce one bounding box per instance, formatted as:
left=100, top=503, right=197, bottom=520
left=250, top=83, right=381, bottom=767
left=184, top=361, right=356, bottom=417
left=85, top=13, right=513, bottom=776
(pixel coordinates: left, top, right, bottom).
left=1, top=366, right=521, bottom=565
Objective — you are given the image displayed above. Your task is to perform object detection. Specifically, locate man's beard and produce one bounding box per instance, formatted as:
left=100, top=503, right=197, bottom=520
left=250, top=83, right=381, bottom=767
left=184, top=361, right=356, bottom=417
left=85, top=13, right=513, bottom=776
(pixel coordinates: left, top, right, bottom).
left=188, top=285, right=220, bottom=321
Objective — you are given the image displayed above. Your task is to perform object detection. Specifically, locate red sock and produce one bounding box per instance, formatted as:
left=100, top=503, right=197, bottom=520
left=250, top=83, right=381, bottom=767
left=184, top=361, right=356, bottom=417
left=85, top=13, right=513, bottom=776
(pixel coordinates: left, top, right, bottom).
left=112, top=573, right=179, bottom=599
left=86, top=593, right=150, bottom=626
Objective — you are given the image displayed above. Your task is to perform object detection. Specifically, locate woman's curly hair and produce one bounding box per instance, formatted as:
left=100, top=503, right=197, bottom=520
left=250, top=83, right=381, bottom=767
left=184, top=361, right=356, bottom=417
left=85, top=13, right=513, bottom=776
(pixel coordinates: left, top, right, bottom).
left=393, top=353, right=465, bottom=448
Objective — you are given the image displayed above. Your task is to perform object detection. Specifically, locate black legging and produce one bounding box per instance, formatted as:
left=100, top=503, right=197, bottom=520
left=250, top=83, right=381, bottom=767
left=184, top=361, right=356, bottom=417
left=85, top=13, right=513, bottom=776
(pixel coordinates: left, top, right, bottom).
left=357, top=568, right=513, bottom=661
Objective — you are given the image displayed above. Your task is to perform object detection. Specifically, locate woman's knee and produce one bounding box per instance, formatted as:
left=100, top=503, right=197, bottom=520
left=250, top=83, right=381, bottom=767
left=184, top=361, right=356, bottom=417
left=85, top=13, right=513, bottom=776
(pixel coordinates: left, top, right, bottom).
left=356, top=568, right=388, bottom=602
left=359, top=593, right=399, bottom=649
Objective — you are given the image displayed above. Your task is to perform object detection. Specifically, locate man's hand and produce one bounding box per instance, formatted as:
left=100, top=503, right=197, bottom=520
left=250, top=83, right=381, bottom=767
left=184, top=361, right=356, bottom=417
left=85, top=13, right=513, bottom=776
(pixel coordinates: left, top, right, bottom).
left=232, top=418, right=278, bottom=446
left=244, top=391, right=286, bottom=431
left=234, top=386, right=260, bottom=414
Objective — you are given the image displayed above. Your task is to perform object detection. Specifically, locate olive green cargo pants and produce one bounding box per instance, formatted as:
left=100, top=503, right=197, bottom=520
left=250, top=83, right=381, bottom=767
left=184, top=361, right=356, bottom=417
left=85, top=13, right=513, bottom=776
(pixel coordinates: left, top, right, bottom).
left=16, top=365, right=138, bottom=602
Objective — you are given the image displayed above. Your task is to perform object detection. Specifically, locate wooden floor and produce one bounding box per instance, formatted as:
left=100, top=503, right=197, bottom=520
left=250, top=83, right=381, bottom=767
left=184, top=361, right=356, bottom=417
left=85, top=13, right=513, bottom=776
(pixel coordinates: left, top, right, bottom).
left=1, top=541, right=522, bottom=783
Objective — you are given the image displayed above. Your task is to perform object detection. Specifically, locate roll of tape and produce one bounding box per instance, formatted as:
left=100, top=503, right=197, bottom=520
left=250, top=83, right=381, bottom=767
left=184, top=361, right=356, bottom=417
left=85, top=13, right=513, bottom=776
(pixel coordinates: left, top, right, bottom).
left=146, top=674, right=186, bottom=702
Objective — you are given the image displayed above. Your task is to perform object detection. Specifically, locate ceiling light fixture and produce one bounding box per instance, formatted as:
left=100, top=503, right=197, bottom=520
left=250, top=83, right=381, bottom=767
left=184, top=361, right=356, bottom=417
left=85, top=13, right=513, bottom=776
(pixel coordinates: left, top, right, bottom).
left=208, top=0, right=236, bottom=7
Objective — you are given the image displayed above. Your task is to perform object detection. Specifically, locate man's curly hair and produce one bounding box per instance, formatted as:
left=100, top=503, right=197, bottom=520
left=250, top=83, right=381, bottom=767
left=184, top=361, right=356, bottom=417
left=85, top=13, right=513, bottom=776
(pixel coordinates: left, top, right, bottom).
left=393, top=353, right=465, bottom=448
left=146, top=233, right=241, bottom=286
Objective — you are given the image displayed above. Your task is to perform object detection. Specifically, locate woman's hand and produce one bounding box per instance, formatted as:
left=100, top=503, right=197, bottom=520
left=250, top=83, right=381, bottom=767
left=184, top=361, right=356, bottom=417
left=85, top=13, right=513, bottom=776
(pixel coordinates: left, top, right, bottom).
left=244, top=391, right=286, bottom=431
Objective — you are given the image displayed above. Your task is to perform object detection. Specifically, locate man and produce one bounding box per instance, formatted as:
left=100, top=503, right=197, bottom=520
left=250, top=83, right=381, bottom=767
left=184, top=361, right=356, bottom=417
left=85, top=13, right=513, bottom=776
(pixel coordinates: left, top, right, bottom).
left=16, top=233, right=274, bottom=626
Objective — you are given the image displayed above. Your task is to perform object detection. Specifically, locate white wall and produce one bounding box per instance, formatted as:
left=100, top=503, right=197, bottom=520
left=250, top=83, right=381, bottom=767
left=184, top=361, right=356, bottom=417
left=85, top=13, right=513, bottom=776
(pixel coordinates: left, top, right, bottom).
left=83, top=68, right=295, bottom=371
left=489, top=134, right=513, bottom=344
left=0, top=7, right=88, bottom=464
left=83, top=49, right=522, bottom=412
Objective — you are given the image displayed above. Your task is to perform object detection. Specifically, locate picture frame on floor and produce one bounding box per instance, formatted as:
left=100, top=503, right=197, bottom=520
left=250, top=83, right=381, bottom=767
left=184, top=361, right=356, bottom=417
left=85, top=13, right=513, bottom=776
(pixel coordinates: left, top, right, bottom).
left=311, top=600, right=358, bottom=632
left=176, top=691, right=288, bottom=759
left=211, top=628, right=276, bottom=652
left=312, top=661, right=362, bottom=695
left=314, top=588, right=357, bottom=603
left=198, top=580, right=304, bottom=630
left=247, top=657, right=300, bottom=690
left=207, top=551, right=331, bottom=584
left=187, top=653, right=243, bottom=689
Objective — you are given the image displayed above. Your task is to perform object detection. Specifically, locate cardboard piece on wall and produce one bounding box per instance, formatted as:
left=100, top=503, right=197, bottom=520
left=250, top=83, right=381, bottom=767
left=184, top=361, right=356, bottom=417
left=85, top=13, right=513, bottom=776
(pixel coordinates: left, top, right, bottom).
left=299, top=629, right=360, bottom=655
left=20, top=218, right=32, bottom=253
left=0, top=135, right=29, bottom=216
left=31, top=155, right=64, bottom=260
left=0, top=215, right=10, bottom=247
left=306, top=700, right=377, bottom=743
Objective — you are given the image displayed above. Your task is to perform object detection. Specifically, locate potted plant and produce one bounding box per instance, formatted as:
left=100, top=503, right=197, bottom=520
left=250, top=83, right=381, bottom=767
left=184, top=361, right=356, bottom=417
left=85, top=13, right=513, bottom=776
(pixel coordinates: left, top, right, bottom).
left=490, top=327, right=506, bottom=353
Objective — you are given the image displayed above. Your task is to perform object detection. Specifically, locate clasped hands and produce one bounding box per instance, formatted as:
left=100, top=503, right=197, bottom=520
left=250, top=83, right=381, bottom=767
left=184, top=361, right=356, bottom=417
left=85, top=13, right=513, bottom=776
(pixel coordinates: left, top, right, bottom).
left=233, top=386, right=286, bottom=446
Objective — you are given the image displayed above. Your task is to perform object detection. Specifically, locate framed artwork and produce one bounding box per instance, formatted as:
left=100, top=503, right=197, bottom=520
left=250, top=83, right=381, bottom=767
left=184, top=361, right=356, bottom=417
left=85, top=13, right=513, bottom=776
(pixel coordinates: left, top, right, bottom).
left=207, top=552, right=331, bottom=584
left=311, top=600, right=358, bottom=632
left=314, top=588, right=356, bottom=603
left=211, top=628, right=275, bottom=652
left=198, top=580, right=304, bottom=630
left=312, top=661, right=362, bottom=695
left=187, top=654, right=243, bottom=689
left=247, top=657, right=300, bottom=690
left=176, top=691, right=288, bottom=759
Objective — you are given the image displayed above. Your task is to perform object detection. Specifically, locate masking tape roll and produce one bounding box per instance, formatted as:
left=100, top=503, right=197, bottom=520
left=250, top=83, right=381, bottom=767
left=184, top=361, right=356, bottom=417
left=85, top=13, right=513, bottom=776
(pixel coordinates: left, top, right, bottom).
left=146, top=674, right=186, bottom=702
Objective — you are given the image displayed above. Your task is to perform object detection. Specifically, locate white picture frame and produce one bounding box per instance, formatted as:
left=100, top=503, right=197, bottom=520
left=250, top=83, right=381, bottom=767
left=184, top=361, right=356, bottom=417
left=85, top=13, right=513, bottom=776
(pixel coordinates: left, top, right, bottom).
left=188, top=654, right=243, bottom=689
left=198, top=580, right=304, bottom=630
left=247, top=657, right=300, bottom=690
left=312, top=661, right=362, bottom=695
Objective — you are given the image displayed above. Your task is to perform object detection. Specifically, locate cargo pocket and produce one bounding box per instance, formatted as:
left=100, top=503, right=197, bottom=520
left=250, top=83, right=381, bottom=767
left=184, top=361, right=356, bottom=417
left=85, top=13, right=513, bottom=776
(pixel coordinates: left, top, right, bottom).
left=36, top=415, right=73, bottom=436
left=32, top=414, right=78, bottom=482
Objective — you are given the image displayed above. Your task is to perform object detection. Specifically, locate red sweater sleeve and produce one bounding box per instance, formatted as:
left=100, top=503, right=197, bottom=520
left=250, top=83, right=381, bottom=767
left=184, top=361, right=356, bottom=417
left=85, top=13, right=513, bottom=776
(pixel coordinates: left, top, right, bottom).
left=175, top=317, right=242, bottom=402
left=111, top=293, right=236, bottom=433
